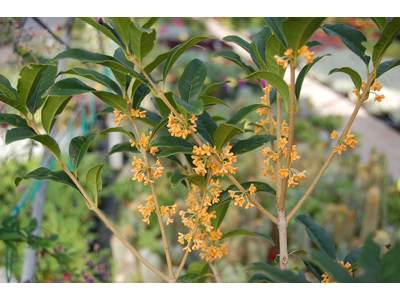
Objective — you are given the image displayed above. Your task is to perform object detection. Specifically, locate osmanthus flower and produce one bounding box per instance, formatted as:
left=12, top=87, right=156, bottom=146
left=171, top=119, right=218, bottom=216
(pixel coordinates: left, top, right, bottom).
left=138, top=195, right=156, bottom=225
left=130, top=133, right=159, bottom=156
left=167, top=113, right=197, bottom=139
left=353, top=79, right=385, bottom=101
left=331, top=130, right=358, bottom=155
left=321, top=261, right=353, bottom=283
left=131, top=156, right=164, bottom=185
left=228, top=184, right=257, bottom=209
left=113, top=109, right=127, bottom=126
left=131, top=109, right=147, bottom=118
left=297, top=45, right=315, bottom=65
left=160, top=203, right=178, bottom=225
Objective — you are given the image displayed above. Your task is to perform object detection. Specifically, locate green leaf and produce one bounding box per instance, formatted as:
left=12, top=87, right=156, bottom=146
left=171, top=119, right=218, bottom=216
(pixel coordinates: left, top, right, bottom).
left=187, top=261, right=210, bottom=275
left=0, top=74, right=18, bottom=99
left=163, top=36, right=210, bottom=82
left=149, top=114, right=169, bottom=140
left=224, top=181, right=275, bottom=197
left=266, top=35, right=287, bottom=78
left=244, top=71, right=290, bottom=107
left=0, top=232, right=24, bottom=241
left=282, top=17, right=325, bottom=63
left=213, top=50, right=255, bottom=73
left=144, top=50, right=172, bottom=75
left=69, top=132, right=97, bottom=173
left=311, top=251, right=356, bottom=283
left=178, top=59, right=208, bottom=103
left=201, top=80, right=230, bottom=96
left=251, top=26, right=272, bottom=70
left=58, top=68, right=123, bottom=96
left=78, top=17, right=124, bottom=48
left=31, top=135, right=61, bottom=160
left=169, top=172, right=205, bottom=189
left=376, top=57, right=400, bottom=78
left=110, top=17, right=132, bottom=48
left=296, top=54, right=331, bottom=100
left=41, top=95, right=72, bottom=134
left=132, top=82, right=151, bottom=109
left=329, top=67, right=362, bottom=94
left=177, top=273, right=211, bottom=283
left=99, top=127, right=135, bottom=142
left=97, top=106, right=115, bottom=115
left=0, top=95, right=28, bottom=116
left=108, top=142, right=140, bottom=156
left=15, top=167, right=79, bottom=191
left=196, top=110, right=218, bottom=145
left=129, top=22, right=156, bottom=66
left=249, top=273, right=270, bottom=283
left=138, top=109, right=161, bottom=127
left=305, top=40, right=324, bottom=49
left=86, top=163, right=104, bottom=208
left=344, top=247, right=362, bottom=265
left=263, top=17, right=288, bottom=47
left=231, top=135, right=276, bottom=155
left=213, top=122, right=245, bottom=151
left=112, top=47, right=135, bottom=92
left=371, top=17, right=387, bottom=32
left=0, top=113, right=34, bottom=130
left=251, top=262, right=308, bottom=283
left=17, top=64, right=49, bottom=107
left=210, top=200, right=230, bottom=229
left=173, top=95, right=203, bottom=115
left=220, top=229, right=274, bottom=245
left=157, top=146, right=193, bottom=158
left=200, top=95, right=231, bottom=109
left=372, top=18, right=400, bottom=69
left=93, top=91, right=130, bottom=116
left=295, top=214, right=336, bottom=259
left=5, top=127, right=35, bottom=144
left=46, top=78, right=96, bottom=97
left=142, top=17, right=159, bottom=29
left=379, top=241, right=400, bottom=283
left=322, top=23, right=368, bottom=65
left=223, top=35, right=252, bottom=53
left=357, top=233, right=381, bottom=283
left=150, top=135, right=194, bottom=149
left=53, top=252, right=74, bottom=264
left=227, top=104, right=267, bottom=125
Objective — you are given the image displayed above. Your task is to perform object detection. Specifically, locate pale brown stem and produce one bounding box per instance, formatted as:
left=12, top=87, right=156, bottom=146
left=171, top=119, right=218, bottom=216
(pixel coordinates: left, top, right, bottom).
left=277, top=209, right=289, bottom=270
left=209, top=260, right=222, bottom=283
left=286, top=71, right=376, bottom=222
left=275, top=93, right=283, bottom=207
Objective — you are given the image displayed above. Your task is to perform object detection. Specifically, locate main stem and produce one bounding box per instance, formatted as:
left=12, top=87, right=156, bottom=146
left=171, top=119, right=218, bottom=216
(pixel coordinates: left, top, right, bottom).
left=209, top=260, right=222, bottom=283
left=277, top=209, right=288, bottom=270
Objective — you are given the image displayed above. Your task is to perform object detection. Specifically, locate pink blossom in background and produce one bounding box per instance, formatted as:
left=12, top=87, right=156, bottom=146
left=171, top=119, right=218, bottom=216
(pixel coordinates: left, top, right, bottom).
left=16, top=21, right=23, bottom=27
left=57, top=25, right=62, bottom=31
left=160, top=24, right=169, bottom=35
left=260, top=79, right=266, bottom=87
left=172, top=18, right=184, bottom=27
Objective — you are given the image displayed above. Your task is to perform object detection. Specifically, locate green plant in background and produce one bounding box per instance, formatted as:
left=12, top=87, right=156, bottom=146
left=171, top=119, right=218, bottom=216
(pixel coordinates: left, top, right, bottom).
left=1, top=17, right=400, bottom=283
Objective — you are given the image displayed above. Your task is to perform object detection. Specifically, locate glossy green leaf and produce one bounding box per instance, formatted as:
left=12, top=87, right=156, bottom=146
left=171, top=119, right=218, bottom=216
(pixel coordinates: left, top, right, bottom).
left=196, top=110, right=218, bottom=145
left=150, top=135, right=194, bottom=149
left=142, top=17, right=159, bottom=29
left=371, top=17, right=387, bottom=32
left=301, top=256, right=324, bottom=281
left=296, top=54, right=331, bottom=100
left=329, top=67, right=362, bottom=94
left=178, top=59, right=208, bottom=103
left=0, top=95, right=28, bottom=116
left=0, top=113, right=33, bottom=130
left=187, top=261, right=210, bottom=275
left=58, top=68, right=123, bottom=96
left=213, top=50, right=255, bottom=73
left=372, top=18, right=400, bottom=69
left=108, top=142, right=140, bottom=156
left=295, top=214, right=336, bottom=259
left=149, top=114, right=169, bottom=140
left=112, top=47, right=135, bottom=92
left=131, top=82, right=151, bottom=109
left=200, top=95, right=231, bottom=109
left=379, top=241, right=400, bottom=283
left=46, top=78, right=96, bottom=97
left=173, top=95, right=203, bottom=116
left=177, top=273, right=211, bottom=283
left=322, top=23, right=368, bottom=65
left=93, top=91, right=130, bottom=116
left=78, top=17, right=124, bottom=48
left=169, top=172, right=205, bottom=189
left=357, top=233, right=380, bottom=283
left=220, top=229, right=274, bottom=245
left=69, top=132, right=97, bottom=173
left=282, top=17, right=325, bottom=62
left=110, top=17, right=132, bottom=48
left=231, top=135, right=276, bottom=155
left=163, top=36, right=209, bottom=82
left=305, top=40, right=324, bottom=49
left=138, top=109, right=161, bottom=127
left=227, top=104, right=267, bottom=125
left=376, top=57, right=400, bottom=78
left=99, top=127, right=135, bottom=142
left=251, top=262, right=308, bottom=283
left=41, top=95, right=72, bottom=134
left=223, top=35, right=252, bottom=53
left=31, top=135, right=61, bottom=159
left=244, top=71, right=290, bottom=106
left=344, top=247, right=362, bottom=265
left=210, top=200, right=230, bottom=229
left=311, top=251, right=356, bottom=283
left=263, top=17, right=288, bottom=47
left=201, top=80, right=230, bottom=96
left=0, top=74, right=18, bottom=99
left=97, top=106, right=115, bottom=115
left=266, top=35, right=287, bottom=78
left=5, top=128, right=35, bottom=144
left=17, top=63, right=49, bottom=107
left=213, top=122, right=245, bottom=151
left=251, top=41, right=266, bottom=70
left=251, top=26, right=272, bottom=70
left=248, top=273, right=270, bottom=283
left=157, top=146, right=193, bottom=158
left=86, top=163, right=104, bottom=208
left=15, top=167, right=79, bottom=191
left=129, top=22, right=156, bottom=66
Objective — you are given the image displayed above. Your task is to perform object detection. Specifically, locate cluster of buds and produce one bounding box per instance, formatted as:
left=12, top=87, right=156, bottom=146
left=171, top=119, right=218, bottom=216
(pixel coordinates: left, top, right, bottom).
left=131, top=156, right=164, bottom=185
left=228, top=183, right=257, bottom=209
left=353, top=79, right=385, bottom=102
left=131, top=109, right=146, bottom=119
left=160, top=203, right=178, bottom=225
left=129, top=132, right=159, bottom=156
left=331, top=130, right=358, bottom=155
left=321, top=261, right=353, bottom=283
left=298, top=45, right=315, bottom=65
left=138, top=195, right=156, bottom=225
left=167, top=113, right=197, bottom=139
left=274, top=46, right=315, bottom=70
left=114, top=109, right=128, bottom=126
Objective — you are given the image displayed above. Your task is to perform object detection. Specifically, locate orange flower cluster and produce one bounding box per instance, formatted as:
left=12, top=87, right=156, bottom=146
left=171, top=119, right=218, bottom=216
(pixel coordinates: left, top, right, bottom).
left=131, top=109, right=146, bottom=118
left=321, top=261, right=353, bottom=283
left=353, top=79, right=385, bottom=102
left=332, top=130, right=358, bottom=155
left=167, top=113, right=197, bottom=139
left=160, top=203, right=178, bottom=225
left=177, top=182, right=229, bottom=262
left=114, top=109, right=128, bottom=126
left=129, top=132, right=159, bottom=156
left=228, top=183, right=257, bottom=209
left=138, top=195, right=156, bottom=225
left=131, top=156, right=164, bottom=185
left=192, top=143, right=238, bottom=177
left=298, top=45, right=314, bottom=65
left=274, top=48, right=293, bottom=69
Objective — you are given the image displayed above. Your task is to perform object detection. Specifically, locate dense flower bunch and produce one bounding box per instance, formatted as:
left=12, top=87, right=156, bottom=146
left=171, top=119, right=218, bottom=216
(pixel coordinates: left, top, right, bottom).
left=131, top=156, right=164, bottom=185
left=191, top=143, right=238, bottom=177
left=321, top=261, right=353, bottom=283
left=353, top=79, right=384, bottom=102
left=113, top=108, right=147, bottom=126
left=167, top=113, right=198, bottom=138
left=274, top=46, right=314, bottom=70
left=177, top=181, right=229, bottom=262
left=129, top=132, right=159, bottom=156
left=331, top=130, right=358, bottom=155
left=228, top=183, right=257, bottom=209
left=138, top=195, right=156, bottom=225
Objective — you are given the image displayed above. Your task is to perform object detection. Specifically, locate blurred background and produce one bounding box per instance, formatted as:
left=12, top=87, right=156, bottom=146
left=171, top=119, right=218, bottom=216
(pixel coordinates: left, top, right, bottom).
left=1, top=17, right=400, bottom=283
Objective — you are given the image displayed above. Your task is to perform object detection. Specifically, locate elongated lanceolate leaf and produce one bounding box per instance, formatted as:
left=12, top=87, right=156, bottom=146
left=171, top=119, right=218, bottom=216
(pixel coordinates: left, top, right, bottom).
left=372, top=18, right=400, bottom=69
left=376, top=57, right=400, bottom=78
left=220, top=229, right=274, bottom=245
left=231, top=135, right=276, bottom=155
left=227, top=104, right=267, bottom=125
left=263, top=17, right=288, bottom=47
left=213, top=50, right=255, bottom=73
left=129, top=22, right=156, bottom=66
left=150, top=136, right=194, bottom=149
left=201, top=80, right=230, bottom=96
left=266, top=35, right=287, bottom=78
left=5, top=127, right=35, bottom=144
left=0, top=113, right=33, bottom=130
left=86, top=163, right=104, bottom=208
left=200, top=95, right=230, bottom=109
left=251, top=262, right=308, bottom=283
left=371, top=17, right=387, bottom=32
left=311, top=251, right=356, bottom=283
left=110, top=17, right=132, bottom=48
left=0, top=74, right=18, bottom=99
left=173, top=95, right=203, bottom=116
left=157, top=146, right=193, bottom=158
left=17, top=64, right=49, bottom=107
left=46, top=78, right=96, bottom=97
left=108, top=142, right=140, bottom=156
left=170, top=172, right=205, bottom=189
left=357, top=234, right=381, bottom=283
left=99, top=127, right=135, bottom=142
left=31, top=135, right=62, bottom=160
left=93, top=91, right=130, bottom=116
left=251, top=26, right=272, bottom=70
left=41, top=96, right=72, bottom=134
left=329, top=67, right=362, bottom=94
left=196, top=110, right=218, bottom=145
left=69, top=132, right=97, bottom=173
left=178, top=59, right=208, bottom=102
left=78, top=17, right=124, bottom=48
left=213, top=122, right=245, bottom=151
left=0, top=95, right=28, bottom=116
